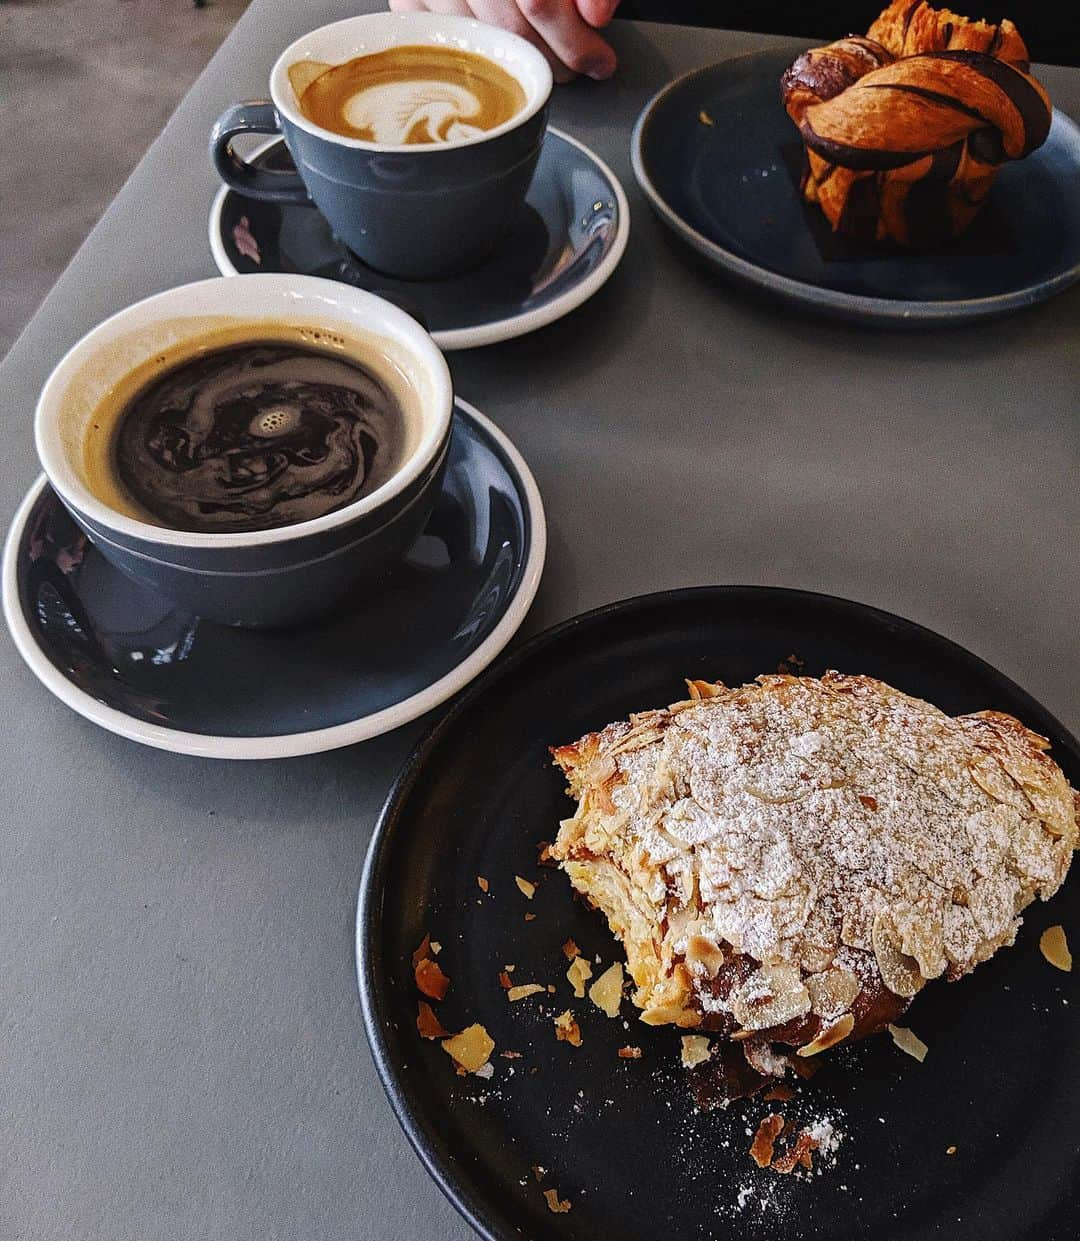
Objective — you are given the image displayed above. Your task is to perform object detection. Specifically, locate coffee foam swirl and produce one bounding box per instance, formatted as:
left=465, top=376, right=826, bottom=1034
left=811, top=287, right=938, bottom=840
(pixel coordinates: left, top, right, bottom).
left=291, top=46, right=527, bottom=145
left=342, top=80, right=485, bottom=145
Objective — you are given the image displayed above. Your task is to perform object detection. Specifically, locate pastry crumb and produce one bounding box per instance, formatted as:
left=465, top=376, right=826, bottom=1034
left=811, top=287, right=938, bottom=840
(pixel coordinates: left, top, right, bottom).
left=561, top=938, right=580, bottom=960
left=567, top=956, right=593, bottom=998
left=524, top=912, right=536, bottom=922
left=507, top=983, right=546, bottom=1002
left=764, top=1084, right=796, bottom=1102
left=416, top=1001, right=449, bottom=1040
left=554, top=1010, right=583, bottom=1047
left=946, top=1145, right=957, bottom=1155
left=498, top=971, right=513, bottom=990
left=588, top=962, right=623, bottom=1017
left=411, top=934, right=432, bottom=968
left=476, top=875, right=489, bottom=893
left=441, top=1024, right=494, bottom=1073
left=543, top=1188, right=572, bottom=1214
left=749, top=1114, right=785, bottom=1168
left=617, top=1045, right=642, bottom=1059
left=888, top=1023, right=928, bottom=1062
left=414, top=958, right=449, bottom=1001
left=1040, top=925, right=1072, bottom=971
left=680, top=1034, right=712, bottom=1068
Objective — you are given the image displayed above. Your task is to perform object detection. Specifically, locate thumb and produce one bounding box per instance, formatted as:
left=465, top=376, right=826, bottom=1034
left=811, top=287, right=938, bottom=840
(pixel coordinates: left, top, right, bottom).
left=576, top=0, right=621, bottom=29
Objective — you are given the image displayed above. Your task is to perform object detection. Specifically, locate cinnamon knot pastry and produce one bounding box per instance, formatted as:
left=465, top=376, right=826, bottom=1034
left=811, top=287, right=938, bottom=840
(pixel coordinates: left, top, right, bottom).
left=781, top=1, right=1052, bottom=245
left=551, top=673, right=1078, bottom=1089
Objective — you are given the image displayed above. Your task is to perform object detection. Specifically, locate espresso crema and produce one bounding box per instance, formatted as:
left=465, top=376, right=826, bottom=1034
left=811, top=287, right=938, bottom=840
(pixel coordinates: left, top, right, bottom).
left=87, top=339, right=408, bottom=534
left=289, top=45, right=527, bottom=144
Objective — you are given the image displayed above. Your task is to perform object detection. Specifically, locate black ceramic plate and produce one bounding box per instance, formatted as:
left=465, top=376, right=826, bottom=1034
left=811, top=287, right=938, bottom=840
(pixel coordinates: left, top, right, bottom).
left=2, top=402, right=544, bottom=759
left=209, top=129, right=629, bottom=351
left=358, top=586, right=1079, bottom=1241
left=631, top=51, right=1080, bottom=324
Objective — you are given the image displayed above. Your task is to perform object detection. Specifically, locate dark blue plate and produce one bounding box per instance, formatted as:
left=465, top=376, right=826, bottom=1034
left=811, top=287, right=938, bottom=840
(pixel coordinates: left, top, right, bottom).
left=2, top=402, right=545, bottom=758
left=632, top=51, right=1080, bottom=324
left=358, top=586, right=1079, bottom=1241
left=210, top=128, right=629, bottom=351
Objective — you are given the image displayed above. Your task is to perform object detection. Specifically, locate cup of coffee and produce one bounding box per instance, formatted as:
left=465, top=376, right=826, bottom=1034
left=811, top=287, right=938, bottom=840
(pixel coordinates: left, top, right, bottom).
left=34, top=275, right=453, bottom=628
left=211, top=13, right=553, bottom=280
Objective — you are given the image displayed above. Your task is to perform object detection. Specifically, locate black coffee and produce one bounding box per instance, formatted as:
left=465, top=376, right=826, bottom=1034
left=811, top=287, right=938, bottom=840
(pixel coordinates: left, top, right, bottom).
left=110, top=342, right=405, bottom=533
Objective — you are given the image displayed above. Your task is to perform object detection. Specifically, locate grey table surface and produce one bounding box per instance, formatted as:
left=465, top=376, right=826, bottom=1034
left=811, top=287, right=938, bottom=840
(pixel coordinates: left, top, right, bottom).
left=2, top=3, right=1078, bottom=1238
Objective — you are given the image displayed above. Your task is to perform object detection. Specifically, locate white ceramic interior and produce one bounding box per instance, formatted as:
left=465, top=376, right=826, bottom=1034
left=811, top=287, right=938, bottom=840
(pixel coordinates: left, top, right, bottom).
left=34, top=274, right=454, bottom=549
left=271, top=12, right=553, bottom=153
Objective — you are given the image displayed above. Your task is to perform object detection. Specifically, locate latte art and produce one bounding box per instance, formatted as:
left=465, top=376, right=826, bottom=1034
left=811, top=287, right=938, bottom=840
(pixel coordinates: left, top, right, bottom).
left=107, top=343, right=406, bottom=534
left=291, top=45, right=527, bottom=144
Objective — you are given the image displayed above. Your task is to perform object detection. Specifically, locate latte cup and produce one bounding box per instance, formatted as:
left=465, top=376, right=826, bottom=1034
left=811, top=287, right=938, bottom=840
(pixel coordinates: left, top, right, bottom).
left=34, top=275, right=453, bottom=629
left=210, top=13, right=553, bottom=280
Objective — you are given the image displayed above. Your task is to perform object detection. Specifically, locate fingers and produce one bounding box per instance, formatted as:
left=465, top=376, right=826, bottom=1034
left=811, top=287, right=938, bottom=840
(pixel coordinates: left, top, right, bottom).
left=390, top=0, right=475, bottom=13
left=464, top=0, right=571, bottom=82
left=575, top=0, right=621, bottom=29
left=515, top=0, right=617, bottom=79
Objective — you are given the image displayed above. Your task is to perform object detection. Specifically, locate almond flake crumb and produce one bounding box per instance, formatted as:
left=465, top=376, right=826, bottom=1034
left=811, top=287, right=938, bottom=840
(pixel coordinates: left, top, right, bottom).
left=507, top=983, right=545, bottom=1002
left=749, top=1114, right=785, bottom=1168
left=476, top=875, right=489, bottom=893
left=429, top=941, right=441, bottom=954
left=1040, top=925, right=1072, bottom=972
left=441, top=1024, right=494, bottom=1073
left=680, top=1034, right=712, bottom=1068
left=561, top=938, right=580, bottom=960
left=414, top=958, right=450, bottom=1001
left=503, top=963, right=515, bottom=972
left=543, top=1188, right=571, bottom=1214
left=698, top=109, right=714, bottom=126
left=524, top=913, right=536, bottom=922
left=618, top=1045, right=642, bottom=1059
left=515, top=876, right=536, bottom=900
left=588, top=962, right=623, bottom=1018
left=474, top=1062, right=494, bottom=1080
left=498, top=971, right=513, bottom=990
left=946, top=1145, right=957, bottom=1155
left=416, top=1001, right=449, bottom=1040
left=500, top=1050, right=522, bottom=1060
left=567, top=956, right=593, bottom=998
left=888, top=1023, right=928, bottom=1062
left=554, top=1010, right=583, bottom=1047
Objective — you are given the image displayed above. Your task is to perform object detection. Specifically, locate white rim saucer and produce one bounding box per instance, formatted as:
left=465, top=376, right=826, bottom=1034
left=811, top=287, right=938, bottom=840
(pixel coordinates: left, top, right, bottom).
left=2, top=401, right=546, bottom=761
left=208, top=128, right=630, bottom=350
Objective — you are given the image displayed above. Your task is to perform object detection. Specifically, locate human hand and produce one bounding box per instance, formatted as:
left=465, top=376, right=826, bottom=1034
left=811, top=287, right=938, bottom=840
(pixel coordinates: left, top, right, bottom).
left=388, top=0, right=621, bottom=83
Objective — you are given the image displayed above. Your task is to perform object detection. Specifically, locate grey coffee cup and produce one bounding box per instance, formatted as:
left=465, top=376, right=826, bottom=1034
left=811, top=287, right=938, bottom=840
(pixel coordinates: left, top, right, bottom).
left=210, top=13, right=553, bottom=281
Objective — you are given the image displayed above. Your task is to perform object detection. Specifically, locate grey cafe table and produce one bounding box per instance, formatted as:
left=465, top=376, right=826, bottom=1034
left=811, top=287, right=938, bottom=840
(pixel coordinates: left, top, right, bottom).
left=2, top=2, right=1078, bottom=1238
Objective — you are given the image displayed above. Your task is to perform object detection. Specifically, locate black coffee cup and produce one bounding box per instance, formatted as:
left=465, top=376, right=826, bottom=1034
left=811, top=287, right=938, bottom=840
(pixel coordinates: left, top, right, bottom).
left=210, top=13, right=553, bottom=281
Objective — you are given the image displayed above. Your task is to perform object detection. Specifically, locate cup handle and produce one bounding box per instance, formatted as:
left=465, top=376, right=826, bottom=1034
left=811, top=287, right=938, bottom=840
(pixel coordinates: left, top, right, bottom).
left=210, top=101, right=310, bottom=203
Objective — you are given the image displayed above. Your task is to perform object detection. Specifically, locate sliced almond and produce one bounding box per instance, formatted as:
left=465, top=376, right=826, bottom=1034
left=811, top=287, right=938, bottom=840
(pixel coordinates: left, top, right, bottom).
left=414, top=958, right=450, bottom=1001
left=566, top=956, right=593, bottom=999
left=796, top=1013, right=855, bottom=1057
left=685, top=934, right=724, bottom=979
left=588, top=962, right=624, bottom=1018
left=888, top=1023, right=928, bottom=1063
left=730, top=962, right=811, bottom=1031
left=554, top=1010, right=582, bottom=1047
left=1039, top=924, right=1072, bottom=972
left=680, top=1034, right=712, bottom=1068
left=872, top=912, right=925, bottom=998
left=429, top=941, right=442, bottom=955
left=514, top=876, right=536, bottom=900
left=441, top=1023, right=494, bottom=1073
left=507, top=983, right=546, bottom=1002
left=543, top=1188, right=571, bottom=1214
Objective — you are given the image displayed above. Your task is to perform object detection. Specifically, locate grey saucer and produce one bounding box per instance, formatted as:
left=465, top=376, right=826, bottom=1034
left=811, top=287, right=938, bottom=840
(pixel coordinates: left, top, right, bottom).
left=2, top=401, right=545, bottom=759
left=209, top=128, right=629, bottom=350
left=632, top=51, right=1080, bottom=325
